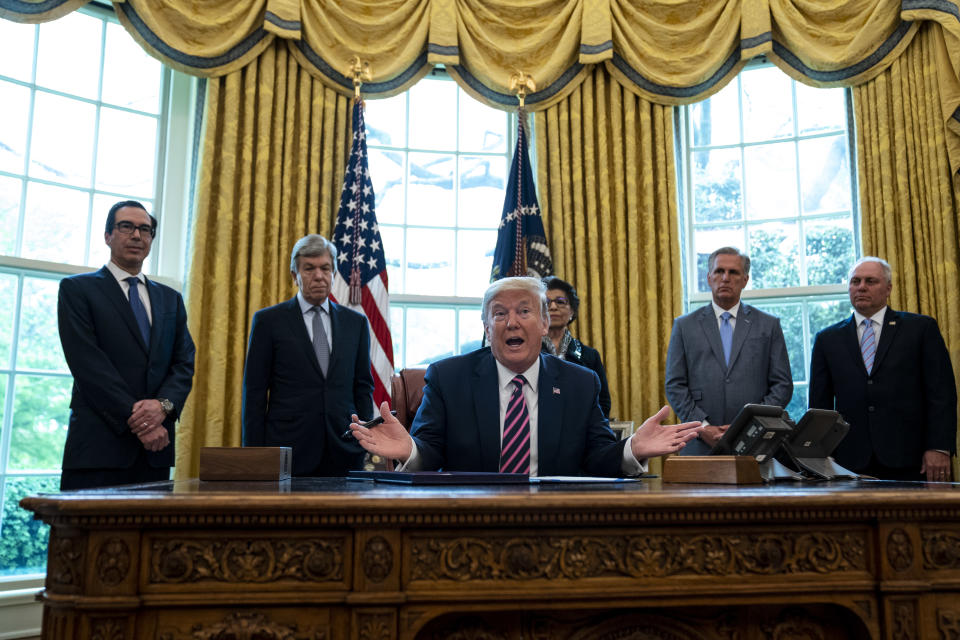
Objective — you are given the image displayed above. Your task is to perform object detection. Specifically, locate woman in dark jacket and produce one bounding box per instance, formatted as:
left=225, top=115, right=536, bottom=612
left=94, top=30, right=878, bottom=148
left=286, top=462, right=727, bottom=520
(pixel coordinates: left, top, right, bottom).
left=541, top=276, right=612, bottom=417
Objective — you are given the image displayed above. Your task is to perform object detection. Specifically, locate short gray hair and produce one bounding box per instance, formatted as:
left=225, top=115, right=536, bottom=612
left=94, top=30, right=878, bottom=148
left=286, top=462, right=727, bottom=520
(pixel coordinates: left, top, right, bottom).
left=290, top=234, right=337, bottom=272
left=481, top=277, right=548, bottom=326
left=708, top=246, right=750, bottom=276
left=849, top=256, right=892, bottom=284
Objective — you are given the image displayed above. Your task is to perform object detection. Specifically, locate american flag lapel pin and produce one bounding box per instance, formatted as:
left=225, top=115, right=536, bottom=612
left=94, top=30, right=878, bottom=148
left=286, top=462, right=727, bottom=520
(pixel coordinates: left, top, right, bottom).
left=553, top=387, right=560, bottom=395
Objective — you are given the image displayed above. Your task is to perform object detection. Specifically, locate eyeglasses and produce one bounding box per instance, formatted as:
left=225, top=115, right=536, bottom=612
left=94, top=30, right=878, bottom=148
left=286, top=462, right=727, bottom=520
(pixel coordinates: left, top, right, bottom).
left=547, top=297, right=569, bottom=307
left=114, top=221, right=155, bottom=237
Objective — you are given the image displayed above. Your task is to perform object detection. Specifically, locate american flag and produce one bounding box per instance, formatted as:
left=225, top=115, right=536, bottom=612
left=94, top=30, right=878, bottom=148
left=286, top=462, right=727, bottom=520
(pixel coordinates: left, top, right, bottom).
left=330, top=98, right=394, bottom=407
left=490, top=111, right=553, bottom=281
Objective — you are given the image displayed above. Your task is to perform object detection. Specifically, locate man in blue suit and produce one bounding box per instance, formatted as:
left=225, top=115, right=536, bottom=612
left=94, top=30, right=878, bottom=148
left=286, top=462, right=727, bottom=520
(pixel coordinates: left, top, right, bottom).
left=57, top=201, right=195, bottom=490
left=348, top=277, right=701, bottom=476
left=809, top=257, right=956, bottom=481
left=242, top=234, right=374, bottom=476
left=665, top=247, right=793, bottom=455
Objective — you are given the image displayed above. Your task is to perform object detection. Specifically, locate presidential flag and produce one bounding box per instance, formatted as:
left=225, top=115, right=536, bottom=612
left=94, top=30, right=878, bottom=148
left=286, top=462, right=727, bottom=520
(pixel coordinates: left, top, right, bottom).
left=330, top=97, right=394, bottom=407
left=490, top=111, right=553, bottom=281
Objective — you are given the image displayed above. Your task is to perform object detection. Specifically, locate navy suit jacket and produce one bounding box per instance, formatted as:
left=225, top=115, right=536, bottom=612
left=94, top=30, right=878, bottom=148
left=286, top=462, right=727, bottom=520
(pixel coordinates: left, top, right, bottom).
left=57, top=266, right=195, bottom=470
left=410, top=348, right=626, bottom=476
left=809, top=308, right=957, bottom=472
left=665, top=302, right=793, bottom=455
left=242, top=296, right=374, bottom=475
left=541, top=336, right=612, bottom=417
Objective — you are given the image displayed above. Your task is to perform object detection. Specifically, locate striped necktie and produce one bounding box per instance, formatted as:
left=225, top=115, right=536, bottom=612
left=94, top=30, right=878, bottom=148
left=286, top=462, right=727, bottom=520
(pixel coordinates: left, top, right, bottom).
left=500, top=375, right=530, bottom=474
left=860, top=318, right=876, bottom=374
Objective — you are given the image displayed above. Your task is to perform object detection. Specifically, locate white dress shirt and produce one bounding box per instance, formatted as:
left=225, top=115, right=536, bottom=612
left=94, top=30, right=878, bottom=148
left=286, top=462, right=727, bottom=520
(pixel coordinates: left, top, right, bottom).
left=106, top=260, right=152, bottom=324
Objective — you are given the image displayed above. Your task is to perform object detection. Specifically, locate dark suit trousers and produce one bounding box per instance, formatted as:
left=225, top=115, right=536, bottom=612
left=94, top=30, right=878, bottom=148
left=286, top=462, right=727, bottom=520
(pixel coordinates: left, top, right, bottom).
left=60, top=448, right=170, bottom=490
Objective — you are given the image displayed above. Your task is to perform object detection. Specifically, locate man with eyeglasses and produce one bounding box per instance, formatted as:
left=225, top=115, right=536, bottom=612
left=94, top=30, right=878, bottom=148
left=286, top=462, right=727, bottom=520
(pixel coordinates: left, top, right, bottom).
left=57, top=201, right=195, bottom=490
left=664, top=246, right=793, bottom=455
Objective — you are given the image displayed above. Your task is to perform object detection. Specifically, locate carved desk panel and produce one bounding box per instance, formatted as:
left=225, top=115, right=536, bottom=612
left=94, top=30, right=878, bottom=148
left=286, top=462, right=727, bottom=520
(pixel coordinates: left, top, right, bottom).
left=21, top=477, right=960, bottom=640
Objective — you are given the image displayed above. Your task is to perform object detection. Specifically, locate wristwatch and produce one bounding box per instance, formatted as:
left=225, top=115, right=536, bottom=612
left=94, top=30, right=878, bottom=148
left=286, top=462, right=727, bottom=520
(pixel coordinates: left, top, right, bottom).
left=158, top=398, right=174, bottom=416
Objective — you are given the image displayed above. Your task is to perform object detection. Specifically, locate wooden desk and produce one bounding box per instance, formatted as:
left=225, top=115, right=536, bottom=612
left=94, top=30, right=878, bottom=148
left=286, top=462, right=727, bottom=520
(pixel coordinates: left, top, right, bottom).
left=20, top=478, right=960, bottom=640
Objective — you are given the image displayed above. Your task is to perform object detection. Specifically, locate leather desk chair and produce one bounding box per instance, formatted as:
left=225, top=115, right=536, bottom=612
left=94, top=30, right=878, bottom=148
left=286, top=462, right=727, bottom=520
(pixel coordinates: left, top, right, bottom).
left=390, top=367, right=427, bottom=430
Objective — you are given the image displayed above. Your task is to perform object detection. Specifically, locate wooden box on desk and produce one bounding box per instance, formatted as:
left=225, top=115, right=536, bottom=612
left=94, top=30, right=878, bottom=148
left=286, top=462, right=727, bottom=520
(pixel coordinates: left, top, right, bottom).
left=662, top=455, right=763, bottom=484
left=199, top=446, right=292, bottom=481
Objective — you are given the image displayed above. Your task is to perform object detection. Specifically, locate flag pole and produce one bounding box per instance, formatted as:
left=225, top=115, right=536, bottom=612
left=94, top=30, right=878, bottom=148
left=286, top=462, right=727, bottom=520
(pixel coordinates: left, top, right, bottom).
left=508, top=72, right=536, bottom=277
left=348, top=57, right=372, bottom=305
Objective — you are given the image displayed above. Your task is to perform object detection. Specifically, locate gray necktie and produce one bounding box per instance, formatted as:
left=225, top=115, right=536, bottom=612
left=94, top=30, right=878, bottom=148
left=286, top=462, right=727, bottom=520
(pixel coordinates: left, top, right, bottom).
left=312, top=306, right=330, bottom=376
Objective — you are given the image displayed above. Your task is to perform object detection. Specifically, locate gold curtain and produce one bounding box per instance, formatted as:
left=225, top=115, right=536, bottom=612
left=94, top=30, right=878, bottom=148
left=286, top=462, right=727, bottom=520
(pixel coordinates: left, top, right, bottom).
left=853, top=22, right=960, bottom=473
left=175, top=40, right=350, bottom=477
left=535, top=66, right=680, bottom=472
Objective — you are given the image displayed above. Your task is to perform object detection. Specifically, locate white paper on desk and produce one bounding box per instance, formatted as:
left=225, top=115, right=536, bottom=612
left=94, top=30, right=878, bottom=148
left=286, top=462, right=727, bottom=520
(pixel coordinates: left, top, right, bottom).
left=530, top=476, right=641, bottom=483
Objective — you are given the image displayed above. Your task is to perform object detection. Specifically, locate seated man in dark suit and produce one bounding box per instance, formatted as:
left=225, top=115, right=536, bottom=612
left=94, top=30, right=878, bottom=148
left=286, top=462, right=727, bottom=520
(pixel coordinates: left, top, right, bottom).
left=349, top=277, right=702, bottom=476
left=242, top=234, right=374, bottom=476
left=57, top=200, right=195, bottom=490
left=809, top=256, right=957, bottom=481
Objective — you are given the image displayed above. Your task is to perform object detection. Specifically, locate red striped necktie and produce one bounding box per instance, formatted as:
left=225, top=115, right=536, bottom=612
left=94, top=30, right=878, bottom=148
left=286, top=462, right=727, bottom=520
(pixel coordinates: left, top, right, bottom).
left=500, top=375, right=530, bottom=474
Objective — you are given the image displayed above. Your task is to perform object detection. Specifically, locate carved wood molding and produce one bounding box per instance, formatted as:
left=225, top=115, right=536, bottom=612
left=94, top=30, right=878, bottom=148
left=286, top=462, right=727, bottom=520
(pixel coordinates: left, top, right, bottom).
left=939, top=608, right=960, bottom=640
left=410, top=531, right=867, bottom=582
left=892, top=599, right=918, bottom=640
left=149, top=537, right=345, bottom=584
left=886, top=528, right=914, bottom=573
left=95, top=537, right=131, bottom=586
left=363, top=536, right=393, bottom=583
left=357, top=611, right=394, bottom=640
left=157, top=612, right=327, bottom=640
left=922, top=528, right=960, bottom=569
left=48, top=529, right=85, bottom=593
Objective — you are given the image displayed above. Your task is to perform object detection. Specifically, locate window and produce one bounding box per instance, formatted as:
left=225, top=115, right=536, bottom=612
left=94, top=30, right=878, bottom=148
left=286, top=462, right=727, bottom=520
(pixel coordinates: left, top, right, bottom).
left=364, top=71, right=513, bottom=367
left=0, top=6, right=187, bottom=581
left=679, top=63, right=859, bottom=419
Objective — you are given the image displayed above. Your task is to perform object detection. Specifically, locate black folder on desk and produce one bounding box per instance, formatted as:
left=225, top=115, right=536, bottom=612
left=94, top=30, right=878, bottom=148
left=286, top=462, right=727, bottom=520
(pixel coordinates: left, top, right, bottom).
left=347, top=471, right=529, bottom=485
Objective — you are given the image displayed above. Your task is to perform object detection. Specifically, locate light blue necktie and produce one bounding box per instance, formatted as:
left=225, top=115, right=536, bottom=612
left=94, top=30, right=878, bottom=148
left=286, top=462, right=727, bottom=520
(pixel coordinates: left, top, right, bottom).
left=125, top=276, right=151, bottom=345
left=312, top=306, right=330, bottom=376
left=720, top=311, right=733, bottom=366
left=860, top=318, right=876, bottom=374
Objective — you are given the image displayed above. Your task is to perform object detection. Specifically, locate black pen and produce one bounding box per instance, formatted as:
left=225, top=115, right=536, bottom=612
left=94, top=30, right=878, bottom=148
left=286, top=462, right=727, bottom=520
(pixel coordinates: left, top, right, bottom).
left=341, top=410, right=397, bottom=439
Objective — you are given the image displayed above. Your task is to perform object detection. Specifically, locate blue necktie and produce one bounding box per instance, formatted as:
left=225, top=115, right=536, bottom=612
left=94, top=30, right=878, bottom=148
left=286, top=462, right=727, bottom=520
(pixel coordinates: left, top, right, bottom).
left=126, top=276, right=151, bottom=345
left=860, top=318, right=876, bottom=374
left=720, top=311, right=733, bottom=366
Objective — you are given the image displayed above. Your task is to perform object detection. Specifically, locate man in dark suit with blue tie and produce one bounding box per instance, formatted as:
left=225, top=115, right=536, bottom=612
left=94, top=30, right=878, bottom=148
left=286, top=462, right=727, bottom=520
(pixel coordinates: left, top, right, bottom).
left=347, top=277, right=702, bottom=476
left=242, top=234, right=374, bottom=476
left=57, top=201, right=195, bottom=490
left=664, top=247, right=793, bottom=455
left=809, top=257, right=956, bottom=481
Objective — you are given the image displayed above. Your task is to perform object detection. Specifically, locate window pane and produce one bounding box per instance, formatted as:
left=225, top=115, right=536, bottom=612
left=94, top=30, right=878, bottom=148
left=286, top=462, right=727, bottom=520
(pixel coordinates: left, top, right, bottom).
left=10, top=374, right=70, bottom=471
left=101, top=22, right=162, bottom=113
left=0, top=275, right=16, bottom=367
left=368, top=148, right=405, bottom=225
left=797, top=84, right=846, bottom=135
left=692, top=148, right=742, bottom=223
left=0, top=476, right=57, bottom=576
left=17, top=277, right=68, bottom=372
left=799, top=135, right=851, bottom=215
left=689, top=81, right=741, bottom=147
left=748, top=221, right=800, bottom=288
left=29, top=91, right=97, bottom=187
left=741, top=66, right=794, bottom=142
left=457, top=229, right=496, bottom=297
left=458, top=99, right=507, bottom=153
left=96, top=107, right=158, bottom=196
left=390, top=306, right=404, bottom=367
left=380, top=224, right=404, bottom=293
left=404, top=228, right=454, bottom=294
left=786, top=384, right=808, bottom=423
left=21, top=182, right=89, bottom=265
left=0, top=21, right=36, bottom=83
left=753, top=301, right=804, bottom=383
left=0, top=176, right=22, bottom=256
left=365, top=93, right=407, bottom=148
left=744, top=141, right=798, bottom=220
left=405, top=307, right=455, bottom=366
left=0, top=81, right=31, bottom=174
left=35, top=12, right=102, bottom=100
left=805, top=217, right=855, bottom=286
left=459, top=308, right=483, bottom=354
left=406, top=152, right=454, bottom=226
left=459, top=156, right=506, bottom=228
left=408, top=80, right=456, bottom=151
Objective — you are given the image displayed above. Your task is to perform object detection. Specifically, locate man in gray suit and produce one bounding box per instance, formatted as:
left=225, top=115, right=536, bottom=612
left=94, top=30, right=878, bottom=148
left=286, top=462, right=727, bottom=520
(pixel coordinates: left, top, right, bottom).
left=665, top=247, right=793, bottom=455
